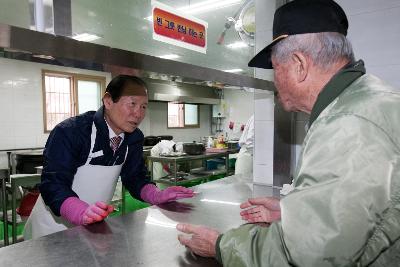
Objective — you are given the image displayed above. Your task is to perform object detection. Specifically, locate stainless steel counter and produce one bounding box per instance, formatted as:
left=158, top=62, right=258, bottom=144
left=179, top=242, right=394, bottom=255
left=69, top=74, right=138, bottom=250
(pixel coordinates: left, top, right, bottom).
left=0, top=174, right=280, bottom=267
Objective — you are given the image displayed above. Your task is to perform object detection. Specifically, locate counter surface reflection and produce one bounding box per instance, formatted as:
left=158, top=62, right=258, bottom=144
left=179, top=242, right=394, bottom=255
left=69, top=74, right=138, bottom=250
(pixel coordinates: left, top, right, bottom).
left=0, top=174, right=280, bottom=267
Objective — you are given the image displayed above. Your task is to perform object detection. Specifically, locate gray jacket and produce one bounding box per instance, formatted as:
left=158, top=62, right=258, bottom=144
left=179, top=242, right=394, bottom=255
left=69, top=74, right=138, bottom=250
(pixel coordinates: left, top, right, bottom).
left=217, top=74, right=400, bottom=266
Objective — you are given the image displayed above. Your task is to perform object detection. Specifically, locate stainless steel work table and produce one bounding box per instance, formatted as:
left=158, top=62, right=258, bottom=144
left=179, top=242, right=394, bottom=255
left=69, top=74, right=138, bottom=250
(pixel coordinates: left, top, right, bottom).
left=148, top=149, right=239, bottom=185
left=0, top=174, right=280, bottom=266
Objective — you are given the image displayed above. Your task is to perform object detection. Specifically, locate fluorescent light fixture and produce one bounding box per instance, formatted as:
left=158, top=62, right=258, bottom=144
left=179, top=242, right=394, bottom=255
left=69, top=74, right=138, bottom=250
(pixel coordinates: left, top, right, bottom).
left=159, top=54, right=180, bottom=60
left=72, top=33, right=101, bottom=42
left=32, top=54, right=55, bottom=60
left=145, top=218, right=177, bottom=228
left=178, top=0, right=242, bottom=14
left=227, top=41, right=248, bottom=49
left=200, top=199, right=240, bottom=206
left=223, top=68, right=243, bottom=73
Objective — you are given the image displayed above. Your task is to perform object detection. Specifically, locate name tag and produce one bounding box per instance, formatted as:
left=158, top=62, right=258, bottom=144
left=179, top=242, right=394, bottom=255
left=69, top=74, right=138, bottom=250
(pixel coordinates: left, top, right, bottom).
left=90, top=150, right=104, bottom=158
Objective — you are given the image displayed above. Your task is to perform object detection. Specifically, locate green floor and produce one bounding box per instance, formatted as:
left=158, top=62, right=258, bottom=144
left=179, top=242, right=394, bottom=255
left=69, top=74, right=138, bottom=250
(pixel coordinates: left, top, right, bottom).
left=1, top=174, right=226, bottom=242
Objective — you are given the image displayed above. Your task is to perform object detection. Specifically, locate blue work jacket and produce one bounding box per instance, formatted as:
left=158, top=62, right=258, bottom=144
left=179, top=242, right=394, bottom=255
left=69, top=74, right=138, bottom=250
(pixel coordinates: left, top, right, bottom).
left=39, top=106, right=152, bottom=216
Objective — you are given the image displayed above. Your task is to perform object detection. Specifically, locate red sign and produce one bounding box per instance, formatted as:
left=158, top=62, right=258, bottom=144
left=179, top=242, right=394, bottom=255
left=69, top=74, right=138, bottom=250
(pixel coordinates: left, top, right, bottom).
left=152, top=4, right=207, bottom=53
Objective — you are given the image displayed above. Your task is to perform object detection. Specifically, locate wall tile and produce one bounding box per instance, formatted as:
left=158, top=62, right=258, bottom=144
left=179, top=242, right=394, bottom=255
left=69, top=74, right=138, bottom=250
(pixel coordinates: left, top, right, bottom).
left=255, top=30, right=272, bottom=54
left=255, top=0, right=275, bottom=33
left=0, top=122, right=15, bottom=138
left=253, top=163, right=273, bottom=185
left=36, top=134, right=50, bottom=147
left=14, top=136, right=37, bottom=149
left=0, top=136, right=15, bottom=149
left=254, top=91, right=274, bottom=121
left=336, top=0, right=400, bottom=16
left=0, top=58, right=111, bottom=170
left=347, top=6, right=400, bottom=68
left=0, top=88, right=13, bottom=122
left=14, top=122, right=41, bottom=137
left=254, top=120, right=274, bottom=165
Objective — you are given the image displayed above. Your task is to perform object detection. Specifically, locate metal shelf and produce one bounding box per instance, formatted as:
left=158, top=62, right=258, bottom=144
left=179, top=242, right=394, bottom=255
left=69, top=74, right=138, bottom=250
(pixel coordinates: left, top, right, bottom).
left=148, top=149, right=238, bottom=186
left=154, top=169, right=227, bottom=186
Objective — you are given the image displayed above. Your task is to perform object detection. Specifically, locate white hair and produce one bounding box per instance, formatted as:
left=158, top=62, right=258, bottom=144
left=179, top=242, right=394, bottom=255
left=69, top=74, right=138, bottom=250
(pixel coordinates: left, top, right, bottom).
left=271, top=32, right=355, bottom=71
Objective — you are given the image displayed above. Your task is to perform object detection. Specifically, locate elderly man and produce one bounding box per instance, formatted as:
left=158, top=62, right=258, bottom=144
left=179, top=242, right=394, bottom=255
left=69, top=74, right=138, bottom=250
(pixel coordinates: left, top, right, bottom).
left=177, top=0, right=400, bottom=266
left=25, top=75, right=194, bottom=239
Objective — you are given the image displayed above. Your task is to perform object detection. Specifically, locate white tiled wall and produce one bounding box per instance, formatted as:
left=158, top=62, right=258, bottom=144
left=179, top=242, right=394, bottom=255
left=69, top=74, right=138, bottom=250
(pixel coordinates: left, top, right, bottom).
left=253, top=90, right=274, bottom=184
left=337, top=0, right=400, bottom=90
left=252, top=0, right=277, bottom=185
left=0, top=57, right=112, bottom=169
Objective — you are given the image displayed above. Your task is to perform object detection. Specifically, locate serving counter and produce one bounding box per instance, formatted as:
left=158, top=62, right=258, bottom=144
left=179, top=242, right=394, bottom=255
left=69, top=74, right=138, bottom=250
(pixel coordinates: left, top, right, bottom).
left=0, top=174, right=279, bottom=267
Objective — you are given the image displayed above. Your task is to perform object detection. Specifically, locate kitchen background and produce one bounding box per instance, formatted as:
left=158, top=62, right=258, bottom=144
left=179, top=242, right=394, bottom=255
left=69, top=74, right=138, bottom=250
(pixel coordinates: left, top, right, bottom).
left=0, top=56, right=255, bottom=170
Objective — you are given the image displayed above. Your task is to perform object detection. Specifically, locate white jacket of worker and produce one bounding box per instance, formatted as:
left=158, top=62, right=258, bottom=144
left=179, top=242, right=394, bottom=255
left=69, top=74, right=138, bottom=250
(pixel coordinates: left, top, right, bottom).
left=235, top=115, right=254, bottom=175
left=150, top=140, right=175, bottom=179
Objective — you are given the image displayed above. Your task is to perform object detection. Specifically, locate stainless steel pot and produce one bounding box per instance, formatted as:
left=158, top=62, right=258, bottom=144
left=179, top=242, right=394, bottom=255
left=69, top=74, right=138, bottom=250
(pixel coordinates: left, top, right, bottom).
left=144, top=136, right=161, bottom=146
left=157, top=135, right=173, bottom=141
left=183, top=142, right=205, bottom=155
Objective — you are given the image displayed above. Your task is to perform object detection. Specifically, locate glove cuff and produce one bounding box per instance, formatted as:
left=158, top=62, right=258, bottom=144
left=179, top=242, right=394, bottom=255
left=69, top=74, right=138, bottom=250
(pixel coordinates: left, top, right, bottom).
left=140, top=184, right=161, bottom=205
left=60, top=197, right=89, bottom=225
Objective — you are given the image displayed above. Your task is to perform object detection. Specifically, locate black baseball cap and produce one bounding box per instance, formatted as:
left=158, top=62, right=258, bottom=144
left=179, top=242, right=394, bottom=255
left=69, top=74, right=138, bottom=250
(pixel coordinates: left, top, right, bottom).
left=248, top=0, right=348, bottom=69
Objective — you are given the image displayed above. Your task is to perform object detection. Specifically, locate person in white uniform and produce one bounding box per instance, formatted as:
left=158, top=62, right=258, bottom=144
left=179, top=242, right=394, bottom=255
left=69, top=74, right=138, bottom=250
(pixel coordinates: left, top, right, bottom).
left=235, top=115, right=254, bottom=175
left=24, top=75, right=194, bottom=239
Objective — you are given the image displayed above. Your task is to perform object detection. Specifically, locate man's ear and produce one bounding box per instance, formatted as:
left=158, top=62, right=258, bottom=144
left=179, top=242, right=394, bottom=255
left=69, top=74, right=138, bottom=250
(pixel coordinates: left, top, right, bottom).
left=103, top=92, right=113, bottom=108
left=292, top=52, right=308, bottom=82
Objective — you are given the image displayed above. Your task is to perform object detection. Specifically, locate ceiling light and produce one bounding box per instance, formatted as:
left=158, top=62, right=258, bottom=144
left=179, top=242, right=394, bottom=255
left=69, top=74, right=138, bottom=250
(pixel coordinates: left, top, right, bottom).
left=72, top=33, right=101, bottom=42
left=159, top=54, right=180, bottom=60
left=145, top=0, right=241, bottom=21
left=145, top=217, right=177, bottom=228
left=178, top=0, right=242, bottom=14
left=227, top=41, right=248, bottom=49
left=224, top=68, right=243, bottom=73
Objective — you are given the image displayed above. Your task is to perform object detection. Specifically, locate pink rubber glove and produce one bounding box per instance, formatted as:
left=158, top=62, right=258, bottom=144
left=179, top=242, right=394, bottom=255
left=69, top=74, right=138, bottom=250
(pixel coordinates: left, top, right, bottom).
left=140, top=184, right=194, bottom=205
left=60, top=197, right=114, bottom=226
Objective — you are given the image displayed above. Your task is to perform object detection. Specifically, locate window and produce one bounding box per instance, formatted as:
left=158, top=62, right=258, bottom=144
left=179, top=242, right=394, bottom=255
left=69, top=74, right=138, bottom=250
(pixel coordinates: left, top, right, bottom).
left=42, top=70, right=106, bottom=132
left=167, top=103, right=199, bottom=128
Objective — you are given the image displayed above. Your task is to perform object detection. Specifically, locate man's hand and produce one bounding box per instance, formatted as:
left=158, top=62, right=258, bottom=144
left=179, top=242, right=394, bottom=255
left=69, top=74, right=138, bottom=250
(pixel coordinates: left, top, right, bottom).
left=141, top=184, right=195, bottom=205
left=240, top=197, right=281, bottom=223
left=177, top=223, right=220, bottom=258
left=60, top=197, right=114, bottom=226
left=82, top=201, right=114, bottom=225
left=156, top=186, right=195, bottom=204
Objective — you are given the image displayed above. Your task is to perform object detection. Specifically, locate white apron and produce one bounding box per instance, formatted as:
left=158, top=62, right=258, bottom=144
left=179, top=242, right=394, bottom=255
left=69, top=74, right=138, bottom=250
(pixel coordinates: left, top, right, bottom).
left=24, top=123, right=128, bottom=240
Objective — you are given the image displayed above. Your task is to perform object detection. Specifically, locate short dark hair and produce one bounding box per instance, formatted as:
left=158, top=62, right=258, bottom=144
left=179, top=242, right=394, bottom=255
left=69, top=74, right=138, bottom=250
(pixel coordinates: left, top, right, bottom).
left=105, top=75, right=147, bottom=103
